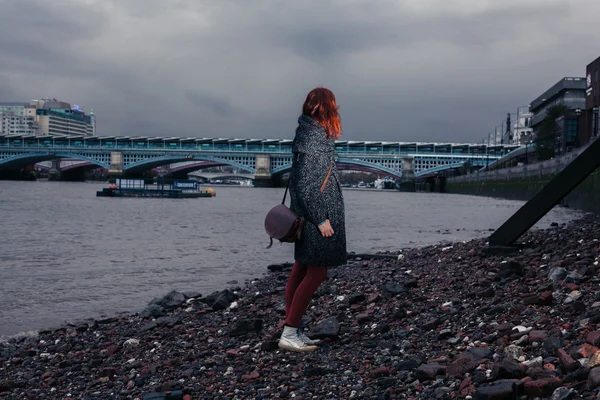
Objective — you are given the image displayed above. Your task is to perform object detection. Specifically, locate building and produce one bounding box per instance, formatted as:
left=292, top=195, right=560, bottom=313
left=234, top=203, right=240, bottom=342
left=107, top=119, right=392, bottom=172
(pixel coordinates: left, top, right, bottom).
left=585, top=56, right=600, bottom=142
left=529, top=77, right=586, bottom=152
left=0, top=102, right=38, bottom=135
left=0, top=99, right=95, bottom=136
left=512, top=106, right=533, bottom=146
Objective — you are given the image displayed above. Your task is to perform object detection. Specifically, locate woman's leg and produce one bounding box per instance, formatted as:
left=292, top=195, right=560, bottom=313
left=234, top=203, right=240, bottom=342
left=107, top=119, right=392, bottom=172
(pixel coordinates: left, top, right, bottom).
left=285, top=261, right=307, bottom=315
left=286, top=265, right=328, bottom=327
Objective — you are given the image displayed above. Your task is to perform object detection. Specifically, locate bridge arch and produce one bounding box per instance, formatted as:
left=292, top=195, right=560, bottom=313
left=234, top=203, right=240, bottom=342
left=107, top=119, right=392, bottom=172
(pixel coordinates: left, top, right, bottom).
left=414, top=162, right=465, bottom=178
left=124, top=155, right=255, bottom=175
left=0, top=152, right=110, bottom=171
left=270, top=158, right=403, bottom=179
left=166, top=161, right=229, bottom=175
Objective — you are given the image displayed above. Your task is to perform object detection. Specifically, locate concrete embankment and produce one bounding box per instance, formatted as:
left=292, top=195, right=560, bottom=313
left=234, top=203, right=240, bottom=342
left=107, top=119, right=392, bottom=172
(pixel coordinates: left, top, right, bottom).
left=447, top=168, right=600, bottom=215
left=446, top=147, right=600, bottom=215
left=3, top=217, right=600, bottom=398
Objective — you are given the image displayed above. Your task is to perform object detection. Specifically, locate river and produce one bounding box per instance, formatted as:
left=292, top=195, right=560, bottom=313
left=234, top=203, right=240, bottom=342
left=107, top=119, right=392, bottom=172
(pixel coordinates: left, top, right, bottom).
left=0, top=181, right=581, bottom=337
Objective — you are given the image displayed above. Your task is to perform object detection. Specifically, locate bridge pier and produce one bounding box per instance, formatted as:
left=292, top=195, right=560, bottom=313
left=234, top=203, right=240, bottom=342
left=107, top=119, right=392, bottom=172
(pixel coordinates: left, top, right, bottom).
left=397, top=157, right=415, bottom=192
left=254, top=154, right=274, bottom=187
left=48, top=160, right=62, bottom=181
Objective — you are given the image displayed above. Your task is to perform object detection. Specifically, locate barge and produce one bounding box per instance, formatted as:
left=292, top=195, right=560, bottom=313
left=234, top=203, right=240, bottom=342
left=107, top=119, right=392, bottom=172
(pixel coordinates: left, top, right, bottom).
left=97, top=178, right=215, bottom=198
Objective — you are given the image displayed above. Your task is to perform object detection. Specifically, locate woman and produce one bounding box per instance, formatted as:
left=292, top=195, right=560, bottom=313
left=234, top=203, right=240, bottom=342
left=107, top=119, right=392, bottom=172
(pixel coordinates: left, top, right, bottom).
left=278, top=87, right=347, bottom=352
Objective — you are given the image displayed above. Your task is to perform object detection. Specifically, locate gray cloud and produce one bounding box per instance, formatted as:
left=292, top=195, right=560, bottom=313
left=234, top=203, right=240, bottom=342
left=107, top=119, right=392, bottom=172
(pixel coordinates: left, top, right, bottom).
left=184, top=90, right=240, bottom=118
left=0, top=0, right=598, bottom=142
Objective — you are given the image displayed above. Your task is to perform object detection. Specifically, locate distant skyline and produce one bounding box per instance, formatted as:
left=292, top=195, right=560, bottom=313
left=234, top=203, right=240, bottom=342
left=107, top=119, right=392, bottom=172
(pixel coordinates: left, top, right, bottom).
left=0, top=0, right=598, bottom=143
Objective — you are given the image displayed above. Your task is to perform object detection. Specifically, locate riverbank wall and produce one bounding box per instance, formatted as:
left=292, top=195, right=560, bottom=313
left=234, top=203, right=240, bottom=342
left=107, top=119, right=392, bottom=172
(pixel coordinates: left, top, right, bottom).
left=446, top=148, right=600, bottom=215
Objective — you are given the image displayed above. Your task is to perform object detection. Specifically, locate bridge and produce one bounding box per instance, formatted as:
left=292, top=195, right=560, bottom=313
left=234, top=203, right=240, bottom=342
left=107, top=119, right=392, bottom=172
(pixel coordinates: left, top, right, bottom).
left=0, top=134, right=518, bottom=185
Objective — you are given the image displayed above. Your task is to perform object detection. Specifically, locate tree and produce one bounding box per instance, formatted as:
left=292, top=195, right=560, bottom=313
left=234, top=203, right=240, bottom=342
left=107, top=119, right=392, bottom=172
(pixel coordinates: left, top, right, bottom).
left=535, top=103, right=568, bottom=161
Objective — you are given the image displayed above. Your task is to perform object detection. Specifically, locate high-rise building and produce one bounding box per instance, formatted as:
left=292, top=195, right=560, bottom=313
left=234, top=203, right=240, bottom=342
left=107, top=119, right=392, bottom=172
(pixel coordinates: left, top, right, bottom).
left=0, top=102, right=38, bottom=135
left=585, top=56, right=600, bottom=142
left=0, top=99, right=95, bottom=136
left=529, top=77, right=586, bottom=151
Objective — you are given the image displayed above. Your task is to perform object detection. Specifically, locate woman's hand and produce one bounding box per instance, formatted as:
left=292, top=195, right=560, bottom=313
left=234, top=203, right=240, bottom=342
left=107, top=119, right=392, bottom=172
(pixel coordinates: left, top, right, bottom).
left=318, top=219, right=334, bottom=237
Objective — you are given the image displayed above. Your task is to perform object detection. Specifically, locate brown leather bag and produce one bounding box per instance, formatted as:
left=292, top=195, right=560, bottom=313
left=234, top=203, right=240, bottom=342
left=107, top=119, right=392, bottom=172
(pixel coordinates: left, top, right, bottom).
left=264, top=158, right=333, bottom=249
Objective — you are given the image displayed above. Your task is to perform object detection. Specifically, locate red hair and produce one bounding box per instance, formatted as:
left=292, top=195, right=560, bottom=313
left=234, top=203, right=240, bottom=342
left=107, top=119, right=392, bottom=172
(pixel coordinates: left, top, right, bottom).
left=302, top=87, right=341, bottom=139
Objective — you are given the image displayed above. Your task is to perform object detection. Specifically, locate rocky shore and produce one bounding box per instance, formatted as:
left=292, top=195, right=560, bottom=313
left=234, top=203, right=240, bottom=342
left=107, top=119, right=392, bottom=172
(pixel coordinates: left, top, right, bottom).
left=3, top=216, right=600, bottom=399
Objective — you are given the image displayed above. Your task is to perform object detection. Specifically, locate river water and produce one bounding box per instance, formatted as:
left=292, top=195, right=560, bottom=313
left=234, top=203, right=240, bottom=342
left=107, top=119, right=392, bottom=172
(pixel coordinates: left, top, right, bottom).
left=0, top=181, right=581, bottom=337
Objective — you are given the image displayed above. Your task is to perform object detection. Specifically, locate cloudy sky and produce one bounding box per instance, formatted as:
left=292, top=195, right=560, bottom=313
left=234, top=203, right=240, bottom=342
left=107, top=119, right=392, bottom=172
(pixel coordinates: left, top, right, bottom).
left=0, top=0, right=598, bottom=143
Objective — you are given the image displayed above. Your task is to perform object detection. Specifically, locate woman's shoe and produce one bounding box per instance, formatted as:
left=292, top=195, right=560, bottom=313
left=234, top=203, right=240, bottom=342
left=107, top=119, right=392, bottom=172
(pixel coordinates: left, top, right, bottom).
left=297, top=327, right=323, bottom=346
left=278, top=326, right=318, bottom=352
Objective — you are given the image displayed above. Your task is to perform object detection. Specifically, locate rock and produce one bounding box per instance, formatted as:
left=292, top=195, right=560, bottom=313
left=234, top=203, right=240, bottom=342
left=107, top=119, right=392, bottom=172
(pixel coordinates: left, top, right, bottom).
left=588, top=367, right=600, bottom=389
left=397, top=357, right=421, bottom=371
left=570, top=343, right=599, bottom=359
left=589, top=352, right=600, bottom=369
left=565, top=272, right=583, bottom=284
left=415, top=364, right=446, bottom=381
left=498, top=261, right=524, bottom=278
left=473, top=379, right=522, bottom=400
left=543, top=337, right=563, bottom=353
left=448, top=357, right=481, bottom=378
left=529, top=330, right=548, bottom=343
left=139, top=304, right=166, bottom=319
left=467, top=347, right=493, bottom=360
left=305, top=366, right=328, bottom=377
left=587, top=331, right=600, bottom=347
left=307, top=318, right=341, bottom=339
left=477, top=287, right=495, bottom=298
left=201, top=289, right=236, bottom=310
left=142, top=392, right=183, bottom=400
left=557, top=349, right=579, bottom=372
left=539, top=291, right=553, bottom=306
left=267, top=263, right=293, bottom=272
left=140, top=321, right=158, bottom=332
left=438, top=329, right=454, bottom=340
left=523, top=295, right=539, bottom=305
left=504, top=345, right=523, bottom=361
left=369, top=366, right=390, bottom=378
left=523, top=377, right=562, bottom=398
left=356, top=313, right=373, bottom=324
left=183, top=291, right=202, bottom=299
left=382, top=281, right=406, bottom=298
left=422, top=317, right=442, bottom=331
left=548, top=267, right=568, bottom=286
left=492, top=359, right=526, bottom=380
left=550, top=387, right=575, bottom=400
left=563, top=367, right=590, bottom=384
left=229, top=319, right=263, bottom=337
left=241, top=370, right=260, bottom=381
left=367, top=293, right=380, bottom=303
left=212, top=293, right=233, bottom=310
left=348, top=293, right=366, bottom=305
left=523, top=356, right=544, bottom=369
left=155, top=316, right=181, bottom=327
left=150, top=291, right=186, bottom=310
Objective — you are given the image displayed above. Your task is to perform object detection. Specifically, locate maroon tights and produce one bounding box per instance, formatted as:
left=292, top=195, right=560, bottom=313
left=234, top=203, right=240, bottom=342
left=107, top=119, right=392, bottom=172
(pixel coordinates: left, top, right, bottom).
left=285, top=261, right=327, bottom=327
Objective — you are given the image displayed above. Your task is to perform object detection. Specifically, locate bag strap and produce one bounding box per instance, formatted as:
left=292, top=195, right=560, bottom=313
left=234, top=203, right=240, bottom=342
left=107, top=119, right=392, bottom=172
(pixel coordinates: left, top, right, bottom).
left=282, top=155, right=333, bottom=205
left=320, top=161, right=333, bottom=193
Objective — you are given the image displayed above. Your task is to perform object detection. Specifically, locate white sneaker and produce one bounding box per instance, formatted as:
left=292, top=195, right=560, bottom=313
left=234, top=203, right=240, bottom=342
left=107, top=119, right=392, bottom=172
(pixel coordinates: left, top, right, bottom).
left=298, top=328, right=323, bottom=346
left=278, top=326, right=318, bottom=352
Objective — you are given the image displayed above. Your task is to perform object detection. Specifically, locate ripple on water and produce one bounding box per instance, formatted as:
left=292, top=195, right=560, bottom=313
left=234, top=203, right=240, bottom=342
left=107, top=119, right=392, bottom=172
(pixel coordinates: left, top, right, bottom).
left=0, top=181, right=582, bottom=336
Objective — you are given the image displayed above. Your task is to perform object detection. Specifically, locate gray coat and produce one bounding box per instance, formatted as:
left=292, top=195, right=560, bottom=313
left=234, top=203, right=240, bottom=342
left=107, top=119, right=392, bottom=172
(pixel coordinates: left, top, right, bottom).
left=289, top=114, right=347, bottom=267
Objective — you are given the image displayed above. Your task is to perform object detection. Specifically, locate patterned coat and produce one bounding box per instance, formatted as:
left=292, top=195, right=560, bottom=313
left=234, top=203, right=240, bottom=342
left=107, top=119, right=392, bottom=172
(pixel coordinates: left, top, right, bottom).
left=289, top=114, right=347, bottom=267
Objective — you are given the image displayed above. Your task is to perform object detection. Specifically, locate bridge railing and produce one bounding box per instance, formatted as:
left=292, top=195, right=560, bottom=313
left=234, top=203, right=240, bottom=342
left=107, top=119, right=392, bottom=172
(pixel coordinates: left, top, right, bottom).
left=0, top=139, right=513, bottom=157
